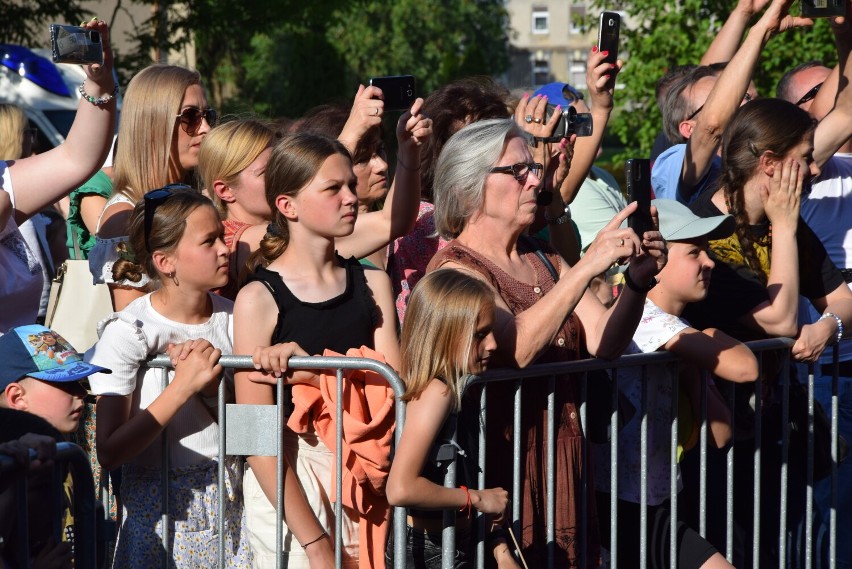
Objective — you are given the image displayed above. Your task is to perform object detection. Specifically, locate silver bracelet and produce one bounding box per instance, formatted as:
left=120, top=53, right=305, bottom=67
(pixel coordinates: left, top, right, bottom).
left=78, top=82, right=119, bottom=106
left=819, top=311, right=844, bottom=344
left=545, top=204, right=572, bottom=225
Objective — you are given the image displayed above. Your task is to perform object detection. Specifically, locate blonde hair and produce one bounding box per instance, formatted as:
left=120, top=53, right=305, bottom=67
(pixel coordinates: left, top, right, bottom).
left=112, top=65, right=201, bottom=203
left=197, top=119, right=279, bottom=214
left=401, top=269, right=495, bottom=411
left=249, top=132, right=351, bottom=269
left=0, top=104, right=27, bottom=160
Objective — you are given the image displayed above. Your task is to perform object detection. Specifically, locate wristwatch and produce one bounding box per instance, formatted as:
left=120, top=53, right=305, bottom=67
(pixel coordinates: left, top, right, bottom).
left=545, top=204, right=572, bottom=225
left=623, top=267, right=657, bottom=293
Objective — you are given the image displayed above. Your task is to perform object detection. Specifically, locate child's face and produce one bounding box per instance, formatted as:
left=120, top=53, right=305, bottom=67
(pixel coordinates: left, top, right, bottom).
left=468, top=305, right=497, bottom=375
left=659, top=239, right=715, bottom=304
left=168, top=205, right=230, bottom=291
left=286, top=153, right=359, bottom=238
left=18, top=378, right=86, bottom=434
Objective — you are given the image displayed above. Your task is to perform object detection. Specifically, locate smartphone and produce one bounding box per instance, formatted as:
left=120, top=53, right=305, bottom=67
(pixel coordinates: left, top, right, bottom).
left=801, top=0, right=845, bottom=18
left=541, top=105, right=593, bottom=142
left=49, top=24, right=103, bottom=65
left=597, top=12, right=621, bottom=66
left=625, top=159, right=652, bottom=238
left=368, top=75, right=416, bottom=111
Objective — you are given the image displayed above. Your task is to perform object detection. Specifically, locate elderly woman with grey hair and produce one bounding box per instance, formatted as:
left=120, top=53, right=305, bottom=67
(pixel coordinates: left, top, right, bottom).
left=426, top=118, right=666, bottom=567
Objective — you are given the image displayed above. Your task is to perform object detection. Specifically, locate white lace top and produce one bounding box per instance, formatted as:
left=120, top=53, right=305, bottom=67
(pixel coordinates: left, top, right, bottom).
left=88, top=193, right=154, bottom=289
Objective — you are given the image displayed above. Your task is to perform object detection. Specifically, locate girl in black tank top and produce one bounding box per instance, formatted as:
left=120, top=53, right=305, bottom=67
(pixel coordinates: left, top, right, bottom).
left=232, top=133, right=401, bottom=568
left=385, top=269, right=520, bottom=569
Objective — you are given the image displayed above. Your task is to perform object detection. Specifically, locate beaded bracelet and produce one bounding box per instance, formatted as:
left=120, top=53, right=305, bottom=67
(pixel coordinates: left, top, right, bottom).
left=819, top=312, right=844, bottom=344
left=78, top=82, right=119, bottom=106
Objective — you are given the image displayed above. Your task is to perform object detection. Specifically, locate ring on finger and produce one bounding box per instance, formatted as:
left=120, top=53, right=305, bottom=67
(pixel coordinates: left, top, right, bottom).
left=533, top=117, right=543, bottom=124
left=374, top=108, right=380, bottom=116
left=524, top=114, right=533, bottom=124
left=618, top=238, right=624, bottom=247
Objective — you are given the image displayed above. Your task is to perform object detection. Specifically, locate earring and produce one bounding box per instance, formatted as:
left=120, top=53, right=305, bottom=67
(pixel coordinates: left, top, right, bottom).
left=167, top=271, right=179, bottom=286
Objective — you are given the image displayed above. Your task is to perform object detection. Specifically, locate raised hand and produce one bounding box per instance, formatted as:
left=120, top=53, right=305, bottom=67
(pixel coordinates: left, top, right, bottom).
left=577, top=202, right=643, bottom=279
left=397, top=97, right=432, bottom=151
left=80, top=18, right=114, bottom=89
left=338, top=84, right=385, bottom=154
left=587, top=45, right=623, bottom=109
left=761, top=158, right=803, bottom=232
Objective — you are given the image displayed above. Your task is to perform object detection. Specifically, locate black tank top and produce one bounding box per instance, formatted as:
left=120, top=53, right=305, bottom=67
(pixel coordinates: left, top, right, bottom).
left=246, top=256, right=379, bottom=412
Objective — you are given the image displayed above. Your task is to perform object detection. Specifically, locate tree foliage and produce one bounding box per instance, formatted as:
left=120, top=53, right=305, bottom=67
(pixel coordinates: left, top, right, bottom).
left=586, top=0, right=838, bottom=160
left=1, top=0, right=87, bottom=46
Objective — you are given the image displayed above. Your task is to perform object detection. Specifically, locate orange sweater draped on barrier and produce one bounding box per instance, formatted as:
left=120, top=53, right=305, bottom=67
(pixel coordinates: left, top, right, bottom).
left=287, top=346, right=395, bottom=569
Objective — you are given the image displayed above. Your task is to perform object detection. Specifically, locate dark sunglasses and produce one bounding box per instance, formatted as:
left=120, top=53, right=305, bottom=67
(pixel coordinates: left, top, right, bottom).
left=795, top=82, right=824, bottom=107
left=489, top=162, right=544, bottom=183
left=687, top=91, right=753, bottom=121
left=143, top=184, right=194, bottom=250
left=175, top=107, right=217, bottom=136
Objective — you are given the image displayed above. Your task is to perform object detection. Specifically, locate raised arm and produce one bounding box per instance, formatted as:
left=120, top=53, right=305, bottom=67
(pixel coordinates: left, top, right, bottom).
left=813, top=12, right=852, bottom=166
left=681, top=0, right=812, bottom=198
left=336, top=98, right=432, bottom=259
left=8, top=19, right=116, bottom=223
left=701, top=0, right=771, bottom=65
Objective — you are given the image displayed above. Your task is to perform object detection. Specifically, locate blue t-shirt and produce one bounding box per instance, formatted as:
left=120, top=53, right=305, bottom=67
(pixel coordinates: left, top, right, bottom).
left=651, top=143, right=721, bottom=204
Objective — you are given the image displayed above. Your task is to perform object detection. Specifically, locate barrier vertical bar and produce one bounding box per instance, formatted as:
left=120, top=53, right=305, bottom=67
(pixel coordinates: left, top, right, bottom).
left=393, top=379, right=408, bottom=569
left=610, top=368, right=619, bottom=569
left=547, top=375, right=555, bottom=568
left=442, top=422, right=458, bottom=569
left=336, top=368, right=344, bottom=569
left=779, top=352, right=790, bottom=569
left=160, top=366, right=170, bottom=567
left=670, top=364, right=679, bottom=569
left=512, top=380, right=522, bottom=550
left=276, top=377, right=283, bottom=569
left=640, top=365, right=648, bottom=569
left=218, top=377, right=226, bottom=569
left=754, top=354, right=763, bottom=568
left=699, top=374, right=708, bottom=538
left=726, top=383, right=735, bottom=563
left=15, top=463, right=29, bottom=568
left=830, top=343, right=839, bottom=569
left=579, top=372, right=587, bottom=569
left=806, top=364, right=815, bottom=569
left=477, top=384, right=487, bottom=569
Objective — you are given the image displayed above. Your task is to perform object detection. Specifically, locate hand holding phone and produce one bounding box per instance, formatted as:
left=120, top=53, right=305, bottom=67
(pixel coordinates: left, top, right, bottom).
left=597, top=12, right=621, bottom=66
left=50, top=24, right=103, bottom=65
left=626, top=159, right=653, bottom=239
left=368, top=75, right=417, bottom=111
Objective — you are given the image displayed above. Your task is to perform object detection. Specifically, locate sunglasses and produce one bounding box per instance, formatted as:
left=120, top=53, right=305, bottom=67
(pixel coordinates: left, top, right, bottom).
left=489, top=162, right=544, bottom=183
left=143, top=184, right=194, bottom=250
left=687, top=91, right=753, bottom=121
left=175, top=107, right=217, bottom=136
left=795, top=82, right=824, bottom=107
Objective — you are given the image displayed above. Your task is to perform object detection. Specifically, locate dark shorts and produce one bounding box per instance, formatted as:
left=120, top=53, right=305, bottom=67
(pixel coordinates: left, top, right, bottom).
left=596, top=492, right=718, bottom=569
left=385, top=522, right=473, bottom=569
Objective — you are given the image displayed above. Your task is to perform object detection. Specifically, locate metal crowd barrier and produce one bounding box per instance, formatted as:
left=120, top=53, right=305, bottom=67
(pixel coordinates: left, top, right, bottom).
left=0, top=441, right=97, bottom=569
left=129, top=338, right=842, bottom=569
left=146, top=354, right=408, bottom=569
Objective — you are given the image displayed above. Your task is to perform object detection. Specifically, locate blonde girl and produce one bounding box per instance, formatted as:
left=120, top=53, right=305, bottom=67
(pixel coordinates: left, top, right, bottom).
left=86, top=188, right=251, bottom=567
left=89, top=64, right=216, bottom=310
left=386, top=269, right=519, bottom=568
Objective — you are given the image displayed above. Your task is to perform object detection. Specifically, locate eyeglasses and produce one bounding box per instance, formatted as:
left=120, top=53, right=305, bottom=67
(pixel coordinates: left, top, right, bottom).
left=489, top=162, right=544, bottom=183
left=687, top=92, right=753, bottom=121
left=143, top=184, right=194, bottom=250
left=795, top=82, right=824, bottom=107
left=175, top=107, right=217, bottom=136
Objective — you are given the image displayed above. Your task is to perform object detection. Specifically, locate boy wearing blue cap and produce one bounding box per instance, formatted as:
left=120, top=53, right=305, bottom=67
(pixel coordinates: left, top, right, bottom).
left=0, top=324, right=110, bottom=434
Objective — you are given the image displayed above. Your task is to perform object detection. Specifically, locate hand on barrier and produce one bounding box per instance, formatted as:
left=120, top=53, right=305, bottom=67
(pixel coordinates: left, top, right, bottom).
left=31, top=539, right=72, bottom=569
left=248, top=342, right=311, bottom=385
left=0, top=434, right=57, bottom=470
left=172, top=339, right=222, bottom=398
left=471, top=486, right=510, bottom=517
left=793, top=321, right=834, bottom=362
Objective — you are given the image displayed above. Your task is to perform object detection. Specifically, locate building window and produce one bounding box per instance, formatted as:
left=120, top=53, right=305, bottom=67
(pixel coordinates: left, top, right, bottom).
left=533, top=59, right=550, bottom=87
left=570, top=4, right=586, bottom=35
left=532, top=7, right=550, bottom=34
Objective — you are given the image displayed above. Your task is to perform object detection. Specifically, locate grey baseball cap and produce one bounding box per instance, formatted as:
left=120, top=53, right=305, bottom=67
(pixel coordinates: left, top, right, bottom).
left=652, top=198, right=735, bottom=242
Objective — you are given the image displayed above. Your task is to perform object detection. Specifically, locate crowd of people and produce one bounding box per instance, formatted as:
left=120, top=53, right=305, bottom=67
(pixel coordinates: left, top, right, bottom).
left=2, top=0, right=852, bottom=566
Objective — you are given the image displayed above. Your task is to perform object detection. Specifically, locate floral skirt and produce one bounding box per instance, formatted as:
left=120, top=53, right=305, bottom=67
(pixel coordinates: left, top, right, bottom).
left=112, top=457, right=252, bottom=568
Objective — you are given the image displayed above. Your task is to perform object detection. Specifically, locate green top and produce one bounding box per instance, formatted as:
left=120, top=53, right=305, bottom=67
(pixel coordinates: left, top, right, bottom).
left=66, top=170, right=113, bottom=260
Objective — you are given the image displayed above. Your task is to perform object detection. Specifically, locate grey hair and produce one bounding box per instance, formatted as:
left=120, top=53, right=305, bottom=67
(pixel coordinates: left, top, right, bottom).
left=433, top=118, right=523, bottom=239
left=662, top=66, right=718, bottom=143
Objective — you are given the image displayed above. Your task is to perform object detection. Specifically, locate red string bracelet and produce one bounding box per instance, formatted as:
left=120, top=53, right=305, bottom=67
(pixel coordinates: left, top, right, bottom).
left=459, top=485, right=472, bottom=519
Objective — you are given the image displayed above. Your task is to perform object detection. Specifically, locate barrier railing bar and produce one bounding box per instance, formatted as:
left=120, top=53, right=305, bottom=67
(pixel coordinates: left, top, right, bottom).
left=218, top=375, right=226, bottom=569
left=670, top=362, right=679, bottom=569
left=726, top=383, right=735, bottom=563
left=830, top=344, right=839, bottom=569
left=441, top=420, right=458, bottom=569
left=546, top=374, right=555, bottom=568
left=699, top=371, right=708, bottom=539
left=805, top=364, right=814, bottom=569
left=160, top=365, right=170, bottom=567
left=512, top=380, right=522, bottom=555
left=640, top=365, right=648, bottom=569
left=276, top=377, right=284, bottom=569
left=610, top=367, right=619, bottom=569
left=476, top=384, right=487, bottom=569
left=335, top=368, right=344, bottom=569
left=754, top=354, right=763, bottom=569
left=779, top=350, right=790, bottom=569
left=579, top=372, right=588, bottom=569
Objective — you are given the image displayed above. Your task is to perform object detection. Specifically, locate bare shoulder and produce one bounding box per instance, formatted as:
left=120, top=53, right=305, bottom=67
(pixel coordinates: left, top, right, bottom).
left=234, top=280, right=276, bottom=314
left=98, top=203, right=134, bottom=238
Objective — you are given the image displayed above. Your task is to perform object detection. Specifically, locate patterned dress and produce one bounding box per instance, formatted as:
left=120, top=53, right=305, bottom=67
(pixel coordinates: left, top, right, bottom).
left=427, top=239, right=601, bottom=568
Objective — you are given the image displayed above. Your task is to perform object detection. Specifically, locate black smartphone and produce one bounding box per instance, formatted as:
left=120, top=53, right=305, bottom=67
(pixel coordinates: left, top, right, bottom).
left=801, top=0, right=845, bottom=18
left=49, top=24, right=103, bottom=65
left=368, top=75, right=416, bottom=111
left=625, top=158, right=652, bottom=238
left=597, top=12, right=621, bottom=66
